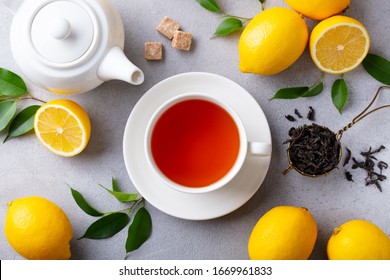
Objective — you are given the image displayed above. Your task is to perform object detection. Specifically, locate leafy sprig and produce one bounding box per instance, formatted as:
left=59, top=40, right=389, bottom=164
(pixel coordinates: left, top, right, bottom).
left=196, top=0, right=265, bottom=37
left=70, top=177, right=152, bottom=258
left=0, top=68, right=45, bottom=142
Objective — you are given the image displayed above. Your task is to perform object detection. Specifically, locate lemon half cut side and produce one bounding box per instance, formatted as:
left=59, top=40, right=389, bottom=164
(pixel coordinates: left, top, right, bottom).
left=34, top=100, right=91, bottom=157
left=310, top=16, right=370, bottom=74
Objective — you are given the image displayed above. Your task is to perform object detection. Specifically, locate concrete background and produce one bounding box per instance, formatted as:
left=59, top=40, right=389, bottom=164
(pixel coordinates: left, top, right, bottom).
left=0, top=0, right=389, bottom=260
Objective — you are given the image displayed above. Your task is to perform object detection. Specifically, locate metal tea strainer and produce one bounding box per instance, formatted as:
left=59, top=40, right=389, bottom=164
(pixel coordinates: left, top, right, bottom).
left=283, top=85, right=390, bottom=178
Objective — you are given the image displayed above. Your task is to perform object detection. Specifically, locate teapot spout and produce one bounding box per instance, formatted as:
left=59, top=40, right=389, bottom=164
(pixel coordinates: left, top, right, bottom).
left=0, top=0, right=23, bottom=14
left=98, top=46, right=144, bottom=86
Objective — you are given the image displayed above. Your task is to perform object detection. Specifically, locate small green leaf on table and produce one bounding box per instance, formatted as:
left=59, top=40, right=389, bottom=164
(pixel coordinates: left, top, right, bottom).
left=332, top=78, right=348, bottom=114
left=259, top=0, right=266, bottom=10
left=0, top=68, right=27, bottom=97
left=271, top=87, right=310, bottom=100
left=70, top=187, right=104, bottom=217
left=214, top=18, right=243, bottom=37
left=196, top=0, right=221, bottom=13
left=112, top=177, right=120, bottom=192
left=304, top=81, right=324, bottom=97
left=79, top=212, right=130, bottom=240
left=0, top=100, right=17, bottom=132
left=99, top=184, right=139, bottom=203
left=362, top=53, right=390, bottom=85
left=126, top=207, right=152, bottom=254
left=271, top=78, right=324, bottom=100
left=4, top=105, right=40, bottom=142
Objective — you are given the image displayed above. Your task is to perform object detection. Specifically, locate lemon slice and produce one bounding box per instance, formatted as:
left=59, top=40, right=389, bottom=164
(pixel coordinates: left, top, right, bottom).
left=310, top=15, right=370, bottom=74
left=34, top=100, right=91, bottom=157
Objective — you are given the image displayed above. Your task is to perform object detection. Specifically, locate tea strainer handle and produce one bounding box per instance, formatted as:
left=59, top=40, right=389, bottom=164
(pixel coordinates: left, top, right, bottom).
left=336, top=85, right=390, bottom=140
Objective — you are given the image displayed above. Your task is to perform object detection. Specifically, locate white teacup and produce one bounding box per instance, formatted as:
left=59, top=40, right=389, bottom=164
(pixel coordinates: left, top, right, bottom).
left=145, top=93, right=271, bottom=194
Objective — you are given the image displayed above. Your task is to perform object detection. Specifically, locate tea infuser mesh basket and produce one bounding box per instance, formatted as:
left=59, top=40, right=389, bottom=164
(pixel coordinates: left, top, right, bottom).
left=283, top=85, right=390, bottom=178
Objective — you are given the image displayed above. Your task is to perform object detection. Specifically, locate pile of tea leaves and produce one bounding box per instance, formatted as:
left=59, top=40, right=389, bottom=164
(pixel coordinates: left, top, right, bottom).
left=344, top=145, right=388, bottom=192
left=285, top=123, right=341, bottom=176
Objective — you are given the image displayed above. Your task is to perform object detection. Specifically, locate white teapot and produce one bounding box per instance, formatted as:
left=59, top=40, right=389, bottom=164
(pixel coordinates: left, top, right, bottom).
left=0, top=0, right=144, bottom=94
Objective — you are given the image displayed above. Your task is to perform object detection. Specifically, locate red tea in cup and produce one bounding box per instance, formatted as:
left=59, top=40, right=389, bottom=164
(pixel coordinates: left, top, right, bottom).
left=150, top=99, right=240, bottom=188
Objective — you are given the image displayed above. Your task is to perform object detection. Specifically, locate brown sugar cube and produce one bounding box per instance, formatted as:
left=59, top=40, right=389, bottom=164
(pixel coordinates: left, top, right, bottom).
left=144, top=42, right=163, bottom=60
left=172, top=30, right=192, bottom=51
left=156, top=16, right=180, bottom=40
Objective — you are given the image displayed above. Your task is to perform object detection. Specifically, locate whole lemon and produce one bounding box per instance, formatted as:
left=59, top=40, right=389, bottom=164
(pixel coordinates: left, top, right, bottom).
left=327, top=220, right=390, bottom=260
left=5, top=196, right=73, bottom=260
left=238, top=7, right=308, bottom=76
left=285, top=0, right=350, bottom=21
left=248, top=206, right=317, bottom=260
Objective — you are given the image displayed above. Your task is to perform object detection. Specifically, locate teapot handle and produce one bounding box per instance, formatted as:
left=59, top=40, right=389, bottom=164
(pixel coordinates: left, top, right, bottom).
left=0, top=0, right=23, bottom=14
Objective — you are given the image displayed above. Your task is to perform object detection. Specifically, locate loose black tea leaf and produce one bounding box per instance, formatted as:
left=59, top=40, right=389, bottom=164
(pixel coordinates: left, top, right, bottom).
left=378, top=161, right=388, bottom=172
left=285, top=115, right=296, bottom=122
left=375, top=182, right=383, bottom=192
left=345, top=171, right=354, bottom=182
left=307, top=106, right=315, bottom=121
left=294, top=109, right=303, bottom=118
left=285, top=124, right=341, bottom=176
left=343, top=147, right=352, bottom=166
left=351, top=157, right=363, bottom=169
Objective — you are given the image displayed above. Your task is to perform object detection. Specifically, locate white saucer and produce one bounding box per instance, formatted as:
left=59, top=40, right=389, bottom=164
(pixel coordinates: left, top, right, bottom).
left=123, top=72, right=272, bottom=220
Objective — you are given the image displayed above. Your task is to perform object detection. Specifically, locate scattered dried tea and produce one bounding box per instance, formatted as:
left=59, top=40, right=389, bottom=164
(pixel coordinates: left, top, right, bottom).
left=345, top=171, right=354, bottom=182
left=307, top=106, right=315, bottom=121
left=346, top=146, right=388, bottom=192
left=294, top=109, right=303, bottom=118
left=285, top=115, right=296, bottom=122
left=285, top=123, right=341, bottom=176
left=343, top=147, right=352, bottom=166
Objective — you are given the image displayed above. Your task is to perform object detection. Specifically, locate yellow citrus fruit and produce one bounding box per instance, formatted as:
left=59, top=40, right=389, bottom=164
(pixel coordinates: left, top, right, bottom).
left=285, top=0, right=350, bottom=21
left=34, top=99, right=91, bottom=157
left=238, top=7, right=308, bottom=76
left=327, top=220, right=390, bottom=260
left=4, top=196, right=73, bottom=260
left=310, top=15, right=370, bottom=74
left=248, top=206, right=317, bottom=260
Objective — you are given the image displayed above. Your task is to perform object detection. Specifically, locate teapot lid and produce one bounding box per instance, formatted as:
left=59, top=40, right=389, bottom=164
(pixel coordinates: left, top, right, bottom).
left=30, top=1, right=95, bottom=64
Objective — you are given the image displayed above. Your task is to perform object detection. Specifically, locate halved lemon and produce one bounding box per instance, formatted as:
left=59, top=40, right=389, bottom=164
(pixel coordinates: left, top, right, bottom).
left=34, top=100, right=91, bottom=157
left=310, top=15, right=370, bottom=74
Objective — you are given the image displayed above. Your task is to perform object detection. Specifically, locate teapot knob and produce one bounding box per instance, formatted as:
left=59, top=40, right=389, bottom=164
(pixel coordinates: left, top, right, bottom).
left=51, top=18, right=72, bottom=40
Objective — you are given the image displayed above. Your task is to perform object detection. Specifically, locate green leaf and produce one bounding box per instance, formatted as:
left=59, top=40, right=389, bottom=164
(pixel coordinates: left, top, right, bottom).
left=362, top=53, right=390, bottom=85
left=99, top=184, right=139, bottom=203
left=195, top=0, right=221, bottom=13
left=214, top=18, right=243, bottom=36
left=126, top=207, right=152, bottom=254
left=0, top=68, right=27, bottom=97
left=79, top=213, right=130, bottom=240
left=4, top=105, right=40, bottom=142
left=271, top=87, right=309, bottom=99
left=0, top=100, right=17, bottom=132
left=112, top=177, right=120, bottom=192
left=70, top=187, right=104, bottom=217
left=303, top=82, right=324, bottom=97
left=259, top=0, right=266, bottom=3
left=332, top=79, right=348, bottom=114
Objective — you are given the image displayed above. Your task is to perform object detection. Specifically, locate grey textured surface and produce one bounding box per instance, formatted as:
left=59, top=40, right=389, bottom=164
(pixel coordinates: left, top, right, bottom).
left=0, top=0, right=389, bottom=260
